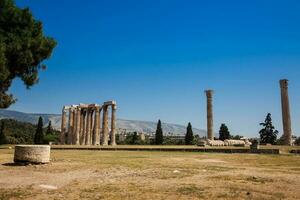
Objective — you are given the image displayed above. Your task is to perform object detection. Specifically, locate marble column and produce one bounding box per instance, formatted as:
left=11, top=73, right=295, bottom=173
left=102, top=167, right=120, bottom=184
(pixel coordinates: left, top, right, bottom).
left=60, top=107, right=67, bottom=145
left=93, top=107, right=101, bottom=145
left=110, top=104, right=117, bottom=146
left=72, top=109, right=77, bottom=144
left=280, top=79, right=292, bottom=146
left=67, top=108, right=74, bottom=144
left=89, top=110, right=94, bottom=145
left=205, top=90, right=214, bottom=140
left=79, top=109, right=85, bottom=145
left=85, top=109, right=91, bottom=145
left=75, top=107, right=81, bottom=145
left=102, top=105, right=109, bottom=145
left=82, top=110, right=87, bottom=145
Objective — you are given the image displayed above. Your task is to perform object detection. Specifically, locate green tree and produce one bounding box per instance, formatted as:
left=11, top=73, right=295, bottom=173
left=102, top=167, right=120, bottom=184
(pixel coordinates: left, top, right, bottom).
left=155, top=120, right=163, bottom=145
left=219, top=123, right=230, bottom=141
left=259, top=113, right=278, bottom=145
left=294, top=137, right=300, bottom=146
left=185, top=122, right=194, bottom=145
left=0, top=121, right=6, bottom=144
left=34, top=117, right=44, bottom=144
left=0, top=0, right=57, bottom=108
left=46, top=121, right=53, bottom=135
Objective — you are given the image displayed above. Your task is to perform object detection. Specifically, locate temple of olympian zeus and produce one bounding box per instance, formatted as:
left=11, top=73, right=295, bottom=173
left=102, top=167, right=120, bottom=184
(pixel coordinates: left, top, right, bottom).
left=204, top=79, right=293, bottom=146
left=60, top=101, right=117, bottom=146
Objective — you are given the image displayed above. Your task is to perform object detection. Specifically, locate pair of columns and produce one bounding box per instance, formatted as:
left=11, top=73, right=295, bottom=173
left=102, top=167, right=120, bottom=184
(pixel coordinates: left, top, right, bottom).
left=60, top=101, right=117, bottom=146
left=204, top=79, right=292, bottom=145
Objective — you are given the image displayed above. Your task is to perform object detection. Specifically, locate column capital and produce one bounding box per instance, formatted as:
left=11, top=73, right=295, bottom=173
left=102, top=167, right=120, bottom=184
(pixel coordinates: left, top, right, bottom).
left=205, top=90, right=214, bottom=98
left=280, top=79, right=289, bottom=89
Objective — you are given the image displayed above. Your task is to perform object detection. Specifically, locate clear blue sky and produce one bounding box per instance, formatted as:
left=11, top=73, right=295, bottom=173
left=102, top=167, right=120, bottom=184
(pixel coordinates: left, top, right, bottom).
left=9, top=0, right=300, bottom=137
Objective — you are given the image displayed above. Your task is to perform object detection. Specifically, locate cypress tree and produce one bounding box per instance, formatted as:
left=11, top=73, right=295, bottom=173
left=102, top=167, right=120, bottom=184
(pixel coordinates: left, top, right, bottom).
left=0, top=121, right=6, bottom=144
left=34, top=117, right=44, bottom=144
left=46, top=121, right=53, bottom=135
left=259, top=113, right=278, bottom=145
left=155, top=120, right=163, bottom=145
left=219, top=124, right=230, bottom=141
left=185, top=122, right=194, bottom=145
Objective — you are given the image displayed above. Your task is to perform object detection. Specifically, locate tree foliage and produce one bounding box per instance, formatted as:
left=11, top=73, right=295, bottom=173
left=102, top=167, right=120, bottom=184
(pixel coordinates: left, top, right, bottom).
left=185, top=122, right=194, bottom=145
left=34, top=116, right=44, bottom=144
left=0, top=118, right=36, bottom=144
left=259, top=113, right=278, bottom=145
left=46, top=121, right=53, bottom=135
left=0, top=121, right=6, bottom=144
left=155, top=120, right=163, bottom=145
left=219, top=123, right=230, bottom=141
left=0, top=0, right=57, bottom=108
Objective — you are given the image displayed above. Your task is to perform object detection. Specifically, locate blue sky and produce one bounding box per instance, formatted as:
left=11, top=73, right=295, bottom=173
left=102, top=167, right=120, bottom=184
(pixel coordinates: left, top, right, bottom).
left=9, top=0, right=300, bottom=137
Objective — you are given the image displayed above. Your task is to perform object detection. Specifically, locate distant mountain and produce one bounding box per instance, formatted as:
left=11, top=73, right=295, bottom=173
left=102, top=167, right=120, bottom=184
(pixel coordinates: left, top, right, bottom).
left=0, top=109, right=206, bottom=136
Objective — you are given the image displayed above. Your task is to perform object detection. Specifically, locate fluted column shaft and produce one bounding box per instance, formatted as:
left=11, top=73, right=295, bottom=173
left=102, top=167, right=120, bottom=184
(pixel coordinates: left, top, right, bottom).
left=75, top=108, right=81, bottom=145
left=79, top=109, right=84, bottom=145
left=111, top=104, right=117, bottom=146
left=85, top=109, right=91, bottom=145
left=82, top=110, right=87, bottom=145
left=93, top=107, right=101, bottom=145
left=280, top=79, right=292, bottom=146
left=205, top=90, right=214, bottom=140
left=60, top=108, right=67, bottom=144
left=102, top=106, right=109, bottom=145
left=68, top=109, right=74, bottom=144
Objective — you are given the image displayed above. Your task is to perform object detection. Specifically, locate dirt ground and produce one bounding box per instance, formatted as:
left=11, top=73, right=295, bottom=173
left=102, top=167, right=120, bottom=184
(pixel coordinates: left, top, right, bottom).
left=0, top=148, right=300, bottom=200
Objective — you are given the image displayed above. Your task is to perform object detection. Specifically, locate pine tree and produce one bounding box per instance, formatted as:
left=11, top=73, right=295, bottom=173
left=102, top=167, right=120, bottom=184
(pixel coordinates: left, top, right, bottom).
left=219, top=123, right=230, bottom=141
left=34, top=117, right=44, bottom=144
left=0, top=121, right=6, bottom=144
left=46, top=121, right=53, bottom=135
left=155, top=120, right=163, bottom=145
left=259, top=113, right=278, bottom=145
left=185, top=122, right=194, bottom=145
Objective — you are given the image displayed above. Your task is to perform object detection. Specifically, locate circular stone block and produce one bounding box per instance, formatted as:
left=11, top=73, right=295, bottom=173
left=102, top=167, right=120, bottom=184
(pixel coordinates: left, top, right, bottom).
left=14, top=145, right=50, bottom=164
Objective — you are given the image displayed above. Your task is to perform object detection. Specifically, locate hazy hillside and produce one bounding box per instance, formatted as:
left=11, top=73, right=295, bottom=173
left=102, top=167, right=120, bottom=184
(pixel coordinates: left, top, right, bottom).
left=0, top=110, right=206, bottom=136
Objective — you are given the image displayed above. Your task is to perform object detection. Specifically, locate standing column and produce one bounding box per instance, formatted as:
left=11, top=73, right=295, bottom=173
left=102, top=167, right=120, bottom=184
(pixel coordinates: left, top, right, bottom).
left=60, top=107, right=67, bottom=145
left=93, top=107, right=101, bottom=145
left=280, top=79, right=292, bottom=146
left=82, top=110, right=87, bottom=145
left=85, top=109, right=91, bottom=145
left=67, top=108, right=74, bottom=144
left=75, top=107, right=81, bottom=145
left=89, top=110, right=94, bottom=145
left=79, top=109, right=85, bottom=145
left=110, top=104, right=117, bottom=146
left=205, top=90, right=214, bottom=140
left=102, top=105, right=109, bottom=145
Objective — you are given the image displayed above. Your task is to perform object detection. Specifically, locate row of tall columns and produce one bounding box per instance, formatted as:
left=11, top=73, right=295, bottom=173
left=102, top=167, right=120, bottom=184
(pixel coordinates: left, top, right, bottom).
left=60, top=102, right=117, bottom=146
left=204, top=79, right=293, bottom=145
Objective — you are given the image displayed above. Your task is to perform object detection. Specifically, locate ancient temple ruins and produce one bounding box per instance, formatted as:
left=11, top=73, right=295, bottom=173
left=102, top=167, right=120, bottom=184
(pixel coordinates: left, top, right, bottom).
left=60, top=101, right=117, bottom=146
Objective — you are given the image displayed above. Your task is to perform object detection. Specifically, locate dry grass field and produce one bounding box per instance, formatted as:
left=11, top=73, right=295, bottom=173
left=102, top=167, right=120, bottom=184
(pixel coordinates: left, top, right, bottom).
left=0, top=147, right=300, bottom=200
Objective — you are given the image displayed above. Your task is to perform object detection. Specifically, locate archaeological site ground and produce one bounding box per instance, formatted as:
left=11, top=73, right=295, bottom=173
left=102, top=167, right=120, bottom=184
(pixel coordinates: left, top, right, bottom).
left=1, top=146, right=300, bottom=200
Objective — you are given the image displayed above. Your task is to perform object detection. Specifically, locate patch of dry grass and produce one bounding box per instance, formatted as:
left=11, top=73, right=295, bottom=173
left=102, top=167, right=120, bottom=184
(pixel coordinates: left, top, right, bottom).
left=0, top=149, right=300, bottom=199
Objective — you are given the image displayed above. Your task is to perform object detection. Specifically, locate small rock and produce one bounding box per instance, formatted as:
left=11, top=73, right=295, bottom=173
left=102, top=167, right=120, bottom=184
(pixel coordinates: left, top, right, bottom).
left=173, top=170, right=180, bottom=173
left=39, top=184, right=58, bottom=190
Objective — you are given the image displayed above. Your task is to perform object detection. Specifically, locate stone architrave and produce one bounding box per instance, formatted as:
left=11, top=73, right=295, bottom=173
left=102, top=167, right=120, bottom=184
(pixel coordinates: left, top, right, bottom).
left=102, top=105, right=109, bottom=145
left=280, top=79, right=292, bottom=146
left=110, top=104, right=117, bottom=146
left=205, top=90, right=214, bottom=140
left=60, top=107, right=67, bottom=144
